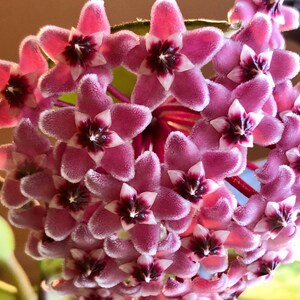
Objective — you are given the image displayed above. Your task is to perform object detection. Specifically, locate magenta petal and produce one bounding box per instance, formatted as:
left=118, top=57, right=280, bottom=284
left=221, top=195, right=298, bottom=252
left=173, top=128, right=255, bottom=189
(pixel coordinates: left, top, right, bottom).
left=213, top=39, right=242, bottom=76
left=202, top=148, right=242, bottom=180
left=132, top=75, right=167, bottom=111
left=150, top=0, right=185, bottom=39
left=231, top=77, right=272, bottom=113
left=61, top=147, right=95, bottom=183
left=171, top=69, right=209, bottom=111
left=45, top=208, right=76, bottom=241
left=39, top=64, right=76, bottom=97
left=84, top=170, right=122, bottom=200
left=278, top=114, right=300, bottom=151
left=234, top=13, right=272, bottom=53
left=193, top=274, right=228, bottom=294
left=163, top=278, right=191, bottom=297
left=20, top=171, right=55, bottom=201
left=104, top=236, right=139, bottom=260
left=25, top=232, right=43, bottom=259
left=130, top=151, right=161, bottom=193
left=129, top=224, right=160, bottom=255
left=14, top=118, right=50, bottom=155
left=71, top=223, right=101, bottom=249
left=88, top=208, right=120, bottom=239
left=253, top=114, right=284, bottom=146
left=0, top=144, right=13, bottom=171
left=165, top=132, right=200, bottom=172
left=201, top=255, right=228, bottom=273
left=152, top=187, right=190, bottom=220
left=38, top=25, right=69, bottom=60
left=110, top=103, right=152, bottom=140
left=280, top=5, right=299, bottom=31
left=8, top=206, right=45, bottom=230
left=167, top=250, right=199, bottom=278
left=77, top=74, right=112, bottom=118
left=77, top=0, right=110, bottom=36
left=1, top=179, right=28, bottom=208
left=166, top=209, right=194, bottom=234
left=270, top=50, right=300, bottom=84
left=225, top=224, right=260, bottom=251
left=182, top=27, right=223, bottom=67
left=101, top=143, right=134, bottom=181
left=19, top=36, right=47, bottom=75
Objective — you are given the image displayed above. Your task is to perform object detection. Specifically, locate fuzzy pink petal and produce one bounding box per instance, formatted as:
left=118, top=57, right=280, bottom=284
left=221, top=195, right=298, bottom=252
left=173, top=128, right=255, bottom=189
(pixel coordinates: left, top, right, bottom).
left=0, top=102, right=19, bottom=128
left=166, top=209, right=194, bottom=234
left=84, top=170, right=122, bottom=200
left=77, top=74, right=112, bottom=117
left=20, top=171, right=55, bottom=201
left=165, top=131, right=200, bottom=172
left=228, top=0, right=256, bottom=24
left=39, top=107, right=76, bottom=141
left=163, top=278, right=192, bottom=298
left=182, top=27, right=223, bottom=67
left=0, top=61, right=11, bottom=88
left=202, top=148, right=242, bottom=180
left=158, top=232, right=181, bottom=255
left=61, top=147, right=95, bottom=183
left=0, top=144, right=14, bottom=171
left=171, top=69, right=209, bottom=111
left=39, top=64, right=76, bottom=97
left=270, top=50, right=300, bottom=84
left=152, top=187, right=190, bottom=220
left=101, top=143, right=135, bottom=181
left=129, top=223, right=160, bottom=255
left=231, top=76, right=272, bottom=112
left=201, top=255, right=228, bottom=273
left=225, top=224, right=261, bottom=251
left=8, top=206, right=45, bottom=230
left=88, top=208, right=121, bottom=239
left=38, top=25, right=69, bottom=60
left=278, top=114, right=300, bottom=150
left=193, top=274, right=228, bottom=294
left=132, top=74, right=168, bottom=111
left=1, top=179, right=28, bottom=208
left=101, top=31, right=139, bottom=67
left=77, top=0, right=110, bottom=36
left=45, top=208, right=76, bottom=241
left=150, top=0, right=185, bottom=40
left=202, top=81, right=232, bottom=120
left=234, top=13, right=272, bottom=53
left=104, top=236, right=139, bottom=260
left=70, top=223, right=101, bottom=249
left=110, top=103, right=152, bottom=140
left=280, top=5, right=299, bottom=31
left=253, top=114, right=284, bottom=146
left=19, top=36, right=47, bottom=75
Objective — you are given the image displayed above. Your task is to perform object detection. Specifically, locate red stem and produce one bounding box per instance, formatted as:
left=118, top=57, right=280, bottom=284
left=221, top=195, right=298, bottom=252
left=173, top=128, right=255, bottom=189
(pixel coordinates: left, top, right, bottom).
left=225, top=176, right=258, bottom=198
left=246, top=161, right=259, bottom=171
left=54, top=99, right=74, bottom=107
left=107, top=84, right=130, bottom=103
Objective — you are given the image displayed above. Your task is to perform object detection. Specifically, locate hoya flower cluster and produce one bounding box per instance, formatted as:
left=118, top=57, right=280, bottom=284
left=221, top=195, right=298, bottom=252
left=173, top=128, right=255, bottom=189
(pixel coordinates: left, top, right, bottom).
left=0, top=0, right=300, bottom=299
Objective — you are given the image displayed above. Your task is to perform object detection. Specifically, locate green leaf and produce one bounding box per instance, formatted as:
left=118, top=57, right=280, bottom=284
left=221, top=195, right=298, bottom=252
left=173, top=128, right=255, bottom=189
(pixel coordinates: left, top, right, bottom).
left=0, top=217, right=15, bottom=261
left=39, top=259, right=64, bottom=279
left=58, top=92, right=77, bottom=105
left=240, top=262, right=300, bottom=300
left=111, top=66, right=136, bottom=100
left=111, top=19, right=235, bottom=35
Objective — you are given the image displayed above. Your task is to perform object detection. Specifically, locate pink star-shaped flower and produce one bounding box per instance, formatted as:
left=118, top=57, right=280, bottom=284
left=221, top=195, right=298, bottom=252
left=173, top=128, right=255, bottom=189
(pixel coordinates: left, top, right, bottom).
left=123, top=0, right=224, bottom=111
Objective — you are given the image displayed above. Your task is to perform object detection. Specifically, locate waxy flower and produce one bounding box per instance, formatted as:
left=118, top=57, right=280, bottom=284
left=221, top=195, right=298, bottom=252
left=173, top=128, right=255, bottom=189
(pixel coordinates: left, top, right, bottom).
left=123, top=0, right=224, bottom=111
left=210, top=99, right=264, bottom=148
left=0, top=36, right=49, bottom=128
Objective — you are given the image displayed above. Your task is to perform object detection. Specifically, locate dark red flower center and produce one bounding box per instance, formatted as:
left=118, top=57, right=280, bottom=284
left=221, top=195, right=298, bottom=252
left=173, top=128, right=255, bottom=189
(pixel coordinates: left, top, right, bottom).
left=62, top=34, right=97, bottom=67
left=15, top=160, right=42, bottom=180
left=262, top=0, right=281, bottom=16
left=77, top=119, right=112, bottom=153
left=256, top=259, right=280, bottom=277
left=189, top=235, right=222, bottom=259
left=174, top=174, right=208, bottom=204
left=1, top=74, right=31, bottom=108
left=146, top=40, right=180, bottom=76
left=116, top=195, right=150, bottom=225
left=242, top=55, right=270, bottom=81
left=268, top=205, right=293, bottom=230
left=57, top=181, right=90, bottom=212
left=132, top=262, right=163, bottom=283
left=224, top=114, right=255, bottom=145
left=75, top=256, right=106, bottom=280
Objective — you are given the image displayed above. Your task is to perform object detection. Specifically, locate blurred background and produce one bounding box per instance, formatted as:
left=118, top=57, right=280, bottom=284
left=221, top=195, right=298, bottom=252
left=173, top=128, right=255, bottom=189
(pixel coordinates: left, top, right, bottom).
left=0, top=1, right=299, bottom=299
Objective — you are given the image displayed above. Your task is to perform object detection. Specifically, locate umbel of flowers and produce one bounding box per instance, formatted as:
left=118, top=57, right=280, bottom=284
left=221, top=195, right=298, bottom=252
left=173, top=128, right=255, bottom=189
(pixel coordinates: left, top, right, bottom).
left=0, top=0, right=300, bottom=299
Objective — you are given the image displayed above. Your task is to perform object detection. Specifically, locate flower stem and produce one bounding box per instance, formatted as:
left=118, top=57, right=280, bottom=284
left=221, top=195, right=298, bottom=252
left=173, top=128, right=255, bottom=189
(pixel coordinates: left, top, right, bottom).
left=107, top=84, right=130, bottom=103
left=0, top=254, right=36, bottom=300
left=246, top=161, right=259, bottom=171
left=53, top=99, right=74, bottom=107
left=226, top=176, right=258, bottom=198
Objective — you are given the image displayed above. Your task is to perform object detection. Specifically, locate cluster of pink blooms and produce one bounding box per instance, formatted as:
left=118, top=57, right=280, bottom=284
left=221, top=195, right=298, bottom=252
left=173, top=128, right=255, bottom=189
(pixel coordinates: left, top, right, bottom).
left=0, top=0, right=300, bottom=299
